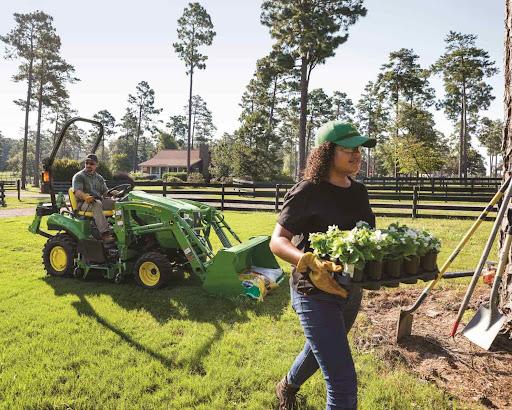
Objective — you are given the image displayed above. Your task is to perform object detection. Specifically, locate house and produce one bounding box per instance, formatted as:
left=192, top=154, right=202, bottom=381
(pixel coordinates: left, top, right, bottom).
left=138, top=145, right=210, bottom=179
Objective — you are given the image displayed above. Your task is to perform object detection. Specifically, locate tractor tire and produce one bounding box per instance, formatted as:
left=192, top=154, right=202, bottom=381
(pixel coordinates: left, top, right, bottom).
left=42, top=234, right=77, bottom=277
left=134, top=252, right=172, bottom=289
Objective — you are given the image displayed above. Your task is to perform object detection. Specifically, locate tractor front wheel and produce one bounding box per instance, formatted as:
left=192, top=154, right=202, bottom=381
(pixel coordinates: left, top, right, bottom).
left=134, top=252, right=172, bottom=289
left=43, top=234, right=77, bottom=277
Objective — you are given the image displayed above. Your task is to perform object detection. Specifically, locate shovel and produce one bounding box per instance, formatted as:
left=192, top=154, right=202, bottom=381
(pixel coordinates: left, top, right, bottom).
left=461, top=212, right=512, bottom=350
left=396, top=177, right=511, bottom=341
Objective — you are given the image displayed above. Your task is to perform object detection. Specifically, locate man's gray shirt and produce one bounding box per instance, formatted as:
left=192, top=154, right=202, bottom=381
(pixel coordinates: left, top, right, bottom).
left=72, top=169, right=108, bottom=198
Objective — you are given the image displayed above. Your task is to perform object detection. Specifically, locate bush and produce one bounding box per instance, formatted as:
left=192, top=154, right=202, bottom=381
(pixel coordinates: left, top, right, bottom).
left=130, top=172, right=150, bottom=181
left=210, top=176, right=233, bottom=184
left=162, top=172, right=187, bottom=182
left=52, top=158, right=113, bottom=182
left=187, top=172, right=205, bottom=183
left=165, top=176, right=184, bottom=184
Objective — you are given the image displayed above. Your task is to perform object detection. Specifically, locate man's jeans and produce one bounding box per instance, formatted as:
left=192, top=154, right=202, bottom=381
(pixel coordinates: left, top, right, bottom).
left=79, top=199, right=114, bottom=234
left=287, top=286, right=362, bottom=409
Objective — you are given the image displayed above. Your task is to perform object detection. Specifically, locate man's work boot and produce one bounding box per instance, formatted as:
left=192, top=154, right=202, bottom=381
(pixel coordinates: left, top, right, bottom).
left=276, top=376, right=299, bottom=410
left=101, top=232, right=115, bottom=243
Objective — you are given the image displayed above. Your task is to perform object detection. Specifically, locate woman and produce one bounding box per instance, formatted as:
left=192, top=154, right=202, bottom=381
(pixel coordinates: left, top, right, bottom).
left=269, top=121, right=376, bottom=410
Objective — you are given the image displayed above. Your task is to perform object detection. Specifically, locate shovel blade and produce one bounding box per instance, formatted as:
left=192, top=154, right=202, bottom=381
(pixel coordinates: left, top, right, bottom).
left=396, top=310, right=414, bottom=341
left=461, top=306, right=506, bottom=350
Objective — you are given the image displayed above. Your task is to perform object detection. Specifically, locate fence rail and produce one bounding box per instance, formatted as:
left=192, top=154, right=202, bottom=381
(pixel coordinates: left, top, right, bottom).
left=44, top=179, right=502, bottom=220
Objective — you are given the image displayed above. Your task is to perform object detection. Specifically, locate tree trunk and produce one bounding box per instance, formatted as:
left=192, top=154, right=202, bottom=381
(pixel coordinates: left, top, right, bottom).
left=269, top=76, right=277, bottom=130
left=187, top=65, right=194, bottom=175
left=21, top=54, right=34, bottom=189
left=500, top=0, right=512, bottom=333
left=33, top=66, right=45, bottom=188
left=298, top=57, right=309, bottom=176
left=133, top=104, right=142, bottom=171
left=462, top=82, right=468, bottom=179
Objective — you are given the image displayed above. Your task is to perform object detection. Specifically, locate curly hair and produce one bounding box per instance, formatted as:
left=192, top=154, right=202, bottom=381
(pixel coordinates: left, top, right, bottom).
left=303, top=142, right=335, bottom=184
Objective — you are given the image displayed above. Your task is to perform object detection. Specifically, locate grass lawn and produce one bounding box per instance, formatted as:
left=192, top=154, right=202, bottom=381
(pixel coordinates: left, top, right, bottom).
left=0, top=213, right=491, bottom=409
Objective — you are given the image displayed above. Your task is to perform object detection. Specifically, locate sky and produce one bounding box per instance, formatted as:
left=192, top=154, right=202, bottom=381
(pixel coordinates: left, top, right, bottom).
left=0, top=0, right=505, bottom=166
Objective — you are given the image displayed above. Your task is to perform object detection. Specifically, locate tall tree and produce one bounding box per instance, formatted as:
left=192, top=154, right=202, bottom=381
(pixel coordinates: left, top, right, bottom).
left=306, top=88, right=333, bottom=156
left=92, top=110, right=116, bottom=160
left=261, top=0, right=367, bottom=174
left=31, top=33, right=77, bottom=187
left=331, top=91, right=355, bottom=122
left=377, top=48, right=435, bottom=176
left=166, top=115, right=188, bottom=148
left=356, top=81, right=389, bottom=176
left=501, top=0, right=512, bottom=336
left=477, top=118, right=502, bottom=177
left=432, top=32, right=498, bottom=178
left=127, top=81, right=162, bottom=170
left=184, top=95, right=216, bottom=147
left=1, top=11, right=55, bottom=188
left=173, top=2, right=216, bottom=174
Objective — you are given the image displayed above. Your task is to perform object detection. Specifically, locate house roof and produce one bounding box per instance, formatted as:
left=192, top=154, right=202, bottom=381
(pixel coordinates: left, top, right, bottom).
left=138, top=149, right=202, bottom=167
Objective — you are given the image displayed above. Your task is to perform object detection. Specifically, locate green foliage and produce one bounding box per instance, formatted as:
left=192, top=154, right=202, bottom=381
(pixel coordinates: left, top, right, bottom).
left=185, top=95, right=216, bottom=147
left=127, top=81, right=162, bottom=169
left=158, top=132, right=179, bottom=150
left=52, top=158, right=112, bottom=181
left=209, top=133, right=234, bottom=180
left=431, top=31, right=498, bottom=177
left=186, top=172, right=205, bottom=183
left=111, top=153, right=132, bottom=173
left=162, top=172, right=187, bottom=182
left=261, top=0, right=367, bottom=172
left=309, top=222, right=441, bottom=265
left=165, top=115, right=187, bottom=149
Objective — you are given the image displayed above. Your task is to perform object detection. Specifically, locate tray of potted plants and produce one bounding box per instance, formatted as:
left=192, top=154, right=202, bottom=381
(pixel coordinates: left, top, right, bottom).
left=309, top=222, right=441, bottom=291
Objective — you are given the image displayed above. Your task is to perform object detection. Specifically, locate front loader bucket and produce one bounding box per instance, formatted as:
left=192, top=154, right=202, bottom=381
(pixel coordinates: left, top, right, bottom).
left=203, top=235, right=282, bottom=298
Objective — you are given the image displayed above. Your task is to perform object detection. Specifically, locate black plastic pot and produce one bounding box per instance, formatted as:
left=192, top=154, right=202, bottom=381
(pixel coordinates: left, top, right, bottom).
left=421, top=251, right=438, bottom=272
left=384, top=258, right=402, bottom=278
left=365, top=260, right=383, bottom=280
left=403, top=255, right=420, bottom=275
left=351, top=265, right=365, bottom=282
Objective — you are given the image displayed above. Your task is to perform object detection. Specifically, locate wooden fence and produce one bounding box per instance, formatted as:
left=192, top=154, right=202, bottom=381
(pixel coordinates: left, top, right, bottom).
left=47, top=179, right=503, bottom=220
left=0, top=183, right=5, bottom=207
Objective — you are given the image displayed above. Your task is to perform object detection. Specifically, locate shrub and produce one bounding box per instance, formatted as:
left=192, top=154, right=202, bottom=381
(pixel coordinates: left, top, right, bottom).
left=52, top=159, right=81, bottom=181
left=187, top=172, right=205, bottom=183
left=165, top=176, right=184, bottom=184
left=162, top=172, right=187, bottom=182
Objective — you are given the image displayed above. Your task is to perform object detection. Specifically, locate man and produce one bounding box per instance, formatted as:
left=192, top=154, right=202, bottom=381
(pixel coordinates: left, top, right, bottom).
left=72, top=154, right=115, bottom=242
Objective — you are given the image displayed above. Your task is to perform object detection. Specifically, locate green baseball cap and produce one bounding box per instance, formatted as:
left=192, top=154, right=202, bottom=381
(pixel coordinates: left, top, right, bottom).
left=315, top=121, right=376, bottom=148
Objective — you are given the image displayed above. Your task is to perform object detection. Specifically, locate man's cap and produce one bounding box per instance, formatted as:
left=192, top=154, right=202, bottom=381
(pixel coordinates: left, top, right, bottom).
left=315, top=121, right=376, bottom=148
left=85, top=154, right=99, bottom=164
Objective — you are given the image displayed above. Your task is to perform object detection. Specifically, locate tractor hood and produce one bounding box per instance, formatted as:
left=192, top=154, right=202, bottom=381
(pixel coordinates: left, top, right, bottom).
left=126, top=190, right=206, bottom=213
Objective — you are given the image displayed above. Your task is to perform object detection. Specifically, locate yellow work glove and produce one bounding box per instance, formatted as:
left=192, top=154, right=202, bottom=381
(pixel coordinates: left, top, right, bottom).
left=84, top=194, right=95, bottom=204
left=296, top=252, right=348, bottom=298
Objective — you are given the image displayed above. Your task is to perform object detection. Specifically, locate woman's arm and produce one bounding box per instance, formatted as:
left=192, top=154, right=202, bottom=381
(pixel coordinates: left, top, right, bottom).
left=269, top=223, right=304, bottom=266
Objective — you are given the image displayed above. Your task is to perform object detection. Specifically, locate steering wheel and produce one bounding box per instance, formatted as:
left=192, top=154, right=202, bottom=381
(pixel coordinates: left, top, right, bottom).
left=104, top=183, right=133, bottom=199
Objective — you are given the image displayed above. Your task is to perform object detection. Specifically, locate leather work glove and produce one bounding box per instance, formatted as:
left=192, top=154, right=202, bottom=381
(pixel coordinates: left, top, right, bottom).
left=296, top=252, right=348, bottom=298
left=84, top=194, right=95, bottom=204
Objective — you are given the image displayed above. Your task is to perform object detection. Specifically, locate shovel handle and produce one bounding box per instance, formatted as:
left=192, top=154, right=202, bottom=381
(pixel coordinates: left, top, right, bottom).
left=451, top=179, right=512, bottom=337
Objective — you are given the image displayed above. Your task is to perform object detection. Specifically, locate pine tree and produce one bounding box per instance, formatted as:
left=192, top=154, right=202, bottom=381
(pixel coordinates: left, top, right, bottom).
left=127, top=81, right=162, bottom=170
left=1, top=11, right=56, bottom=188
left=261, top=0, right=366, bottom=174
left=432, top=32, right=498, bottom=178
left=173, top=2, right=215, bottom=174
left=92, top=110, right=116, bottom=161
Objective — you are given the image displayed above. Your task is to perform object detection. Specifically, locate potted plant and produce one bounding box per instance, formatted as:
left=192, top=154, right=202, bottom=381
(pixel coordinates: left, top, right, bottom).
left=330, top=226, right=366, bottom=282
left=418, top=230, right=441, bottom=271
left=381, top=226, right=404, bottom=278
left=352, top=222, right=385, bottom=280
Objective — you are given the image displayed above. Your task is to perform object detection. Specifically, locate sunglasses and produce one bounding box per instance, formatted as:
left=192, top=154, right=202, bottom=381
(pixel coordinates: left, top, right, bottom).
left=85, top=161, right=97, bottom=165
left=336, top=146, right=363, bottom=154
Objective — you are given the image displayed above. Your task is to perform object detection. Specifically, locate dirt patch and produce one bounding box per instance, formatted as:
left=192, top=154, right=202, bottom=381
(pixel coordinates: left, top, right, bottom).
left=0, top=207, right=35, bottom=218
left=354, top=286, right=512, bottom=409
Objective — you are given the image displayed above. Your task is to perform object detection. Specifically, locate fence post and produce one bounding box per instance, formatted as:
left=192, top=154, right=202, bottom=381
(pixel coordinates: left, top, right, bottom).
left=275, top=184, right=280, bottom=213
left=412, top=186, right=418, bottom=218
left=163, top=181, right=167, bottom=197
left=470, top=178, right=474, bottom=195
left=0, top=182, right=5, bottom=207
left=221, top=183, right=225, bottom=211
left=431, top=178, right=434, bottom=195
left=17, top=179, right=21, bottom=201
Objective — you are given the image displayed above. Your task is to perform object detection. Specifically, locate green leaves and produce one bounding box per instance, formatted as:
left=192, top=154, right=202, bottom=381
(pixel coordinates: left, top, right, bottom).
left=309, top=222, right=441, bottom=266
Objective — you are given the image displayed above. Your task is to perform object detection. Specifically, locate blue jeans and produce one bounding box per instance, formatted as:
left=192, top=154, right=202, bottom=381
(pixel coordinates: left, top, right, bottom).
left=287, top=286, right=362, bottom=410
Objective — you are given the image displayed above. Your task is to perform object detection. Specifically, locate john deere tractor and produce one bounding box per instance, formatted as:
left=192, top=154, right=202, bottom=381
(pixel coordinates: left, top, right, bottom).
left=29, top=117, right=282, bottom=298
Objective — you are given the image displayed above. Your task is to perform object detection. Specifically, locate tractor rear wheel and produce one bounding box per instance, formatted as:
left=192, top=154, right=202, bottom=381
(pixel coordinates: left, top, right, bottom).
left=43, top=234, right=77, bottom=277
left=134, top=252, right=172, bottom=289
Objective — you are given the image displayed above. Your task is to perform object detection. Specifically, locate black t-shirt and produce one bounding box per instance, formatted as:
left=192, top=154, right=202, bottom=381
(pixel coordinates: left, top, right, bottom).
left=278, top=178, right=375, bottom=294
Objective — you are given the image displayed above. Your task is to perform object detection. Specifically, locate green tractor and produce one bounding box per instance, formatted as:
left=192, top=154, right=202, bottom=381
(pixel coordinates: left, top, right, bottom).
left=29, top=117, right=283, bottom=299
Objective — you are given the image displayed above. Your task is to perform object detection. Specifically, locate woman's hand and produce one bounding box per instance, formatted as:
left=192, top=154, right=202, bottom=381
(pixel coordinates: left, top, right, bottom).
left=296, top=252, right=347, bottom=298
